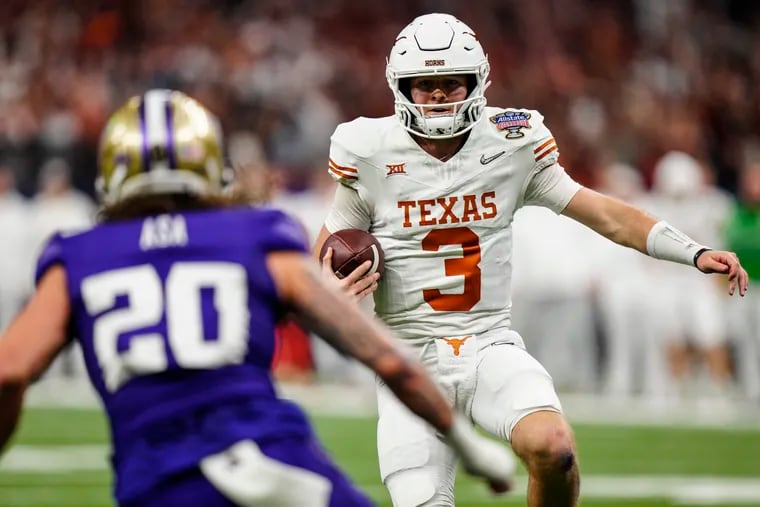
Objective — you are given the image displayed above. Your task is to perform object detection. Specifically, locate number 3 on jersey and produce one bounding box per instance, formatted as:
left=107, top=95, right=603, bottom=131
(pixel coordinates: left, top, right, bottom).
left=82, top=262, right=249, bottom=392
left=421, top=227, right=481, bottom=311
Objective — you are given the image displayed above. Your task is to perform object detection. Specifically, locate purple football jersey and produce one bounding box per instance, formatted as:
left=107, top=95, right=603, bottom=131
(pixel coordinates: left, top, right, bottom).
left=35, top=206, right=317, bottom=503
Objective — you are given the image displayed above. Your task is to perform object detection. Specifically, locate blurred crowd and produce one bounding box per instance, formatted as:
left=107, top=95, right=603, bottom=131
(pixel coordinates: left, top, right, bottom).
left=1, top=0, right=760, bottom=402
left=2, top=0, right=760, bottom=194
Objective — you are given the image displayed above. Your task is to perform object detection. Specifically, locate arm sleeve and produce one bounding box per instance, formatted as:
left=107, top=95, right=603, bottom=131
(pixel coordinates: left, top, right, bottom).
left=327, top=140, right=360, bottom=191
left=34, top=233, right=65, bottom=285
left=324, top=183, right=372, bottom=232
left=519, top=119, right=581, bottom=213
left=523, top=163, right=583, bottom=213
left=324, top=123, right=376, bottom=231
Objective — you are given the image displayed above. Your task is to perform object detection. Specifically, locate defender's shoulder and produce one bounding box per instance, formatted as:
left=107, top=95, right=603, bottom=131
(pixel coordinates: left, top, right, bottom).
left=237, top=206, right=310, bottom=253
left=34, top=226, right=96, bottom=284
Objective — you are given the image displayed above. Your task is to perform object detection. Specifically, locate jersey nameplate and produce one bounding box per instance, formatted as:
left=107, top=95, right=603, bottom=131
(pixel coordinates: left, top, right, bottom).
left=140, top=214, right=188, bottom=250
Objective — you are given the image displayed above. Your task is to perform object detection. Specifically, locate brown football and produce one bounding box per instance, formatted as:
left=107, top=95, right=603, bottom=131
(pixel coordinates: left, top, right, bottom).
left=319, top=229, right=384, bottom=279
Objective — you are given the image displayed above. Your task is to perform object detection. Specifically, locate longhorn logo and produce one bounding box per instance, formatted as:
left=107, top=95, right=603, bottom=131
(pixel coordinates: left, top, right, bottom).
left=441, top=335, right=472, bottom=356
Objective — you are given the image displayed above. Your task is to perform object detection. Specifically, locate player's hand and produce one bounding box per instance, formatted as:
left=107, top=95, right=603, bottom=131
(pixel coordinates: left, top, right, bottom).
left=320, top=247, right=380, bottom=302
left=695, top=250, right=749, bottom=296
left=443, top=416, right=515, bottom=495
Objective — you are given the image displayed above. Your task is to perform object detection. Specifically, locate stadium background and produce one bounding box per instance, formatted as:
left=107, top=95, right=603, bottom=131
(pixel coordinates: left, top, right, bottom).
left=1, top=0, right=760, bottom=505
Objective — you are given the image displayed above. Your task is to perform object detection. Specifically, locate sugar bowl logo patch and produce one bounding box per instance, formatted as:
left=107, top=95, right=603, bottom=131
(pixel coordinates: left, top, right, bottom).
left=489, top=110, right=531, bottom=139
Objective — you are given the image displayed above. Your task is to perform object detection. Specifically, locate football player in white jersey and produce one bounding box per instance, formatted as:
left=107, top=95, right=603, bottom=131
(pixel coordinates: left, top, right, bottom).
left=313, top=13, right=749, bottom=507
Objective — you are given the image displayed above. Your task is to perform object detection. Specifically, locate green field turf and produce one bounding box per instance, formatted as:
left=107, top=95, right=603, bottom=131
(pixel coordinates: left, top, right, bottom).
left=2, top=407, right=760, bottom=506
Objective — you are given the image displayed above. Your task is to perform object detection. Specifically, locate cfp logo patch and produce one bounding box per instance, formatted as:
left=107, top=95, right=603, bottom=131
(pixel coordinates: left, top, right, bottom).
left=489, top=110, right=531, bottom=139
left=386, top=163, right=407, bottom=176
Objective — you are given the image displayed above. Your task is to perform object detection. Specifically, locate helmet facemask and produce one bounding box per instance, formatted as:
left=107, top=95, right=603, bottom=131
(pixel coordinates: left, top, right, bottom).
left=386, top=13, right=491, bottom=140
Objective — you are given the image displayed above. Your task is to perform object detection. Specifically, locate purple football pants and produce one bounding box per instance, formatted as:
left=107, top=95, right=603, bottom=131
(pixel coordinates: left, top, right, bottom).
left=121, top=436, right=376, bottom=507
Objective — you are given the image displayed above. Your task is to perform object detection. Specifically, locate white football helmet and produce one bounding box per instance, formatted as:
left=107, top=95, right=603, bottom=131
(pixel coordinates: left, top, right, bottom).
left=386, top=13, right=490, bottom=139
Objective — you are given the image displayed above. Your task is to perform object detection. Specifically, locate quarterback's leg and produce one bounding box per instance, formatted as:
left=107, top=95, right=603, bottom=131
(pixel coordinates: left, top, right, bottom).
left=511, top=411, right=579, bottom=507
left=377, top=381, right=458, bottom=507
left=472, top=335, right=579, bottom=507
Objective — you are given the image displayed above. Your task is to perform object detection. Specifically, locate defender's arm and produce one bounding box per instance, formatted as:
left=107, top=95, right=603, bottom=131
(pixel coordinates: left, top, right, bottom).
left=0, top=266, right=71, bottom=452
left=268, top=251, right=451, bottom=431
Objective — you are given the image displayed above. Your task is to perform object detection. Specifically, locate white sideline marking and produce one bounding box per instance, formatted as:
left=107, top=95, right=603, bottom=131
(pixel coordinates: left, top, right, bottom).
left=453, top=476, right=760, bottom=504
left=0, top=445, right=108, bottom=472
left=578, top=476, right=760, bottom=504
left=3, top=447, right=760, bottom=504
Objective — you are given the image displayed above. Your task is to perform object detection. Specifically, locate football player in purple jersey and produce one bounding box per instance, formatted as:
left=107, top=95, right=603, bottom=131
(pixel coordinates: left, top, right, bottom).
left=0, top=89, right=514, bottom=507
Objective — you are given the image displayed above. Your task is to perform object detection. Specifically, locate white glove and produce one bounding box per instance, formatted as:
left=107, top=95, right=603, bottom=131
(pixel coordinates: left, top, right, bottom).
left=443, top=415, right=515, bottom=493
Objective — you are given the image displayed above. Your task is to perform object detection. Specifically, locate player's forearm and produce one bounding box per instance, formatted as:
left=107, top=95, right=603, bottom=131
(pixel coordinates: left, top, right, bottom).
left=604, top=202, right=657, bottom=253
left=0, top=318, right=33, bottom=452
left=564, top=188, right=655, bottom=252
left=564, top=189, right=711, bottom=267
left=291, top=267, right=453, bottom=433
left=0, top=380, right=25, bottom=453
left=595, top=202, right=709, bottom=264
left=299, top=321, right=453, bottom=433
left=371, top=352, right=454, bottom=433
left=644, top=220, right=711, bottom=267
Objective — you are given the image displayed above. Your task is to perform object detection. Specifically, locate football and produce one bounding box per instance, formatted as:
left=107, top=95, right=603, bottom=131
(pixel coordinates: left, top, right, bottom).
left=319, top=229, right=384, bottom=279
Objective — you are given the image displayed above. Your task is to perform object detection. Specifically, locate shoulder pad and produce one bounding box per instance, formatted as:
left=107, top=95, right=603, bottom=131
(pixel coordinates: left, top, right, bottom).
left=330, top=116, right=397, bottom=159
left=328, top=116, right=396, bottom=188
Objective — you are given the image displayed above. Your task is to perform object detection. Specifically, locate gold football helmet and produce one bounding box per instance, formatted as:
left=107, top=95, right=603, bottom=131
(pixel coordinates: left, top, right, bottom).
left=97, top=89, right=225, bottom=204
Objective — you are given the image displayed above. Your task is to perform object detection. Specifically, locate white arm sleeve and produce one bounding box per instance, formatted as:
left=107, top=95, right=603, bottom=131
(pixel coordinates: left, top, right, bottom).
left=646, top=220, right=710, bottom=267
left=324, top=183, right=372, bottom=232
left=522, top=163, right=583, bottom=213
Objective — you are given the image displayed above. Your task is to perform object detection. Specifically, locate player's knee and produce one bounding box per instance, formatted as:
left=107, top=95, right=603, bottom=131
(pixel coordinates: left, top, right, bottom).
left=385, top=467, right=453, bottom=507
left=514, top=417, right=576, bottom=475
left=529, top=436, right=576, bottom=477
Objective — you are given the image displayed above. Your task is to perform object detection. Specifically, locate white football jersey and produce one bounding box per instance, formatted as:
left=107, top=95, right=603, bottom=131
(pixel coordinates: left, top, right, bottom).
left=325, top=107, right=581, bottom=341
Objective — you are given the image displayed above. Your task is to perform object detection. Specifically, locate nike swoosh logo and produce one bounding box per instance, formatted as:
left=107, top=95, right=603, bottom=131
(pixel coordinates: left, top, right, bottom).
left=480, top=151, right=506, bottom=165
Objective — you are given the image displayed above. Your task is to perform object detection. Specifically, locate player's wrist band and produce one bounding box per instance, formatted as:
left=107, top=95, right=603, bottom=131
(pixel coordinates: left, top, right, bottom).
left=645, top=220, right=711, bottom=268
left=693, top=247, right=712, bottom=271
